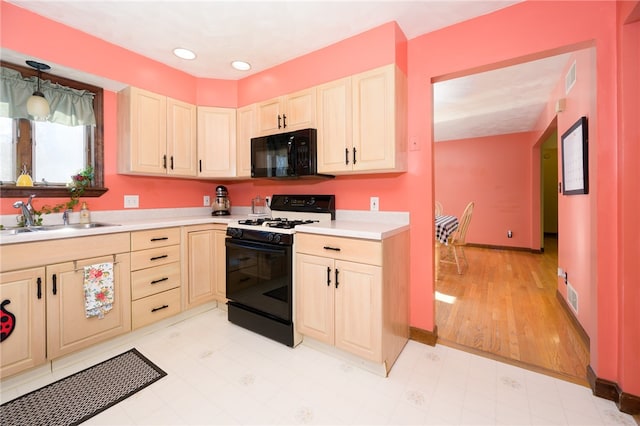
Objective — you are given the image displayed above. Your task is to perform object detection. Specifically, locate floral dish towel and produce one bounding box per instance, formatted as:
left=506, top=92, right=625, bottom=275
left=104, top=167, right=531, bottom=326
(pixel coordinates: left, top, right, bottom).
left=84, top=262, right=114, bottom=319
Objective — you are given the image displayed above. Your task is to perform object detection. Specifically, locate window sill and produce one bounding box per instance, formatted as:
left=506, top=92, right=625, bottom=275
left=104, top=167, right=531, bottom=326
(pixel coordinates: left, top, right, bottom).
left=0, top=186, right=109, bottom=198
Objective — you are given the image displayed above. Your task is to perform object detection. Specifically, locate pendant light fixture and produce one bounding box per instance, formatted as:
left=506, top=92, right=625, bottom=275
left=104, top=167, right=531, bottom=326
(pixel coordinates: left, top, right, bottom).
left=25, top=60, right=51, bottom=120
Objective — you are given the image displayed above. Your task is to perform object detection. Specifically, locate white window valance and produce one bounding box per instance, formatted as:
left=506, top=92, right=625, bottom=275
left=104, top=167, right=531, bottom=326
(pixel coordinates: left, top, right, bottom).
left=0, top=66, right=96, bottom=126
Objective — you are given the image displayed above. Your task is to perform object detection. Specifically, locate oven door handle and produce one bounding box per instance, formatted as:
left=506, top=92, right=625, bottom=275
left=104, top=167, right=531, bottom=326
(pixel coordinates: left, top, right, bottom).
left=225, top=238, right=290, bottom=254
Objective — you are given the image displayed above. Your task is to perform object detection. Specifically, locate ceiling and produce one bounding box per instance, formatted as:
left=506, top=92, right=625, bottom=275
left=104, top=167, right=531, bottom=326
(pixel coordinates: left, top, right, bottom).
left=4, top=0, right=572, bottom=141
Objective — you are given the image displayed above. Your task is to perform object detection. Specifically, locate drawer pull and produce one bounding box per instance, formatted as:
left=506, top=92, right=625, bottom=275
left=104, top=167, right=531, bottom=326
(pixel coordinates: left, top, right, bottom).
left=150, top=277, right=169, bottom=285
left=150, top=237, right=169, bottom=242
left=151, top=305, right=169, bottom=313
left=323, top=246, right=341, bottom=252
left=150, top=255, right=169, bottom=261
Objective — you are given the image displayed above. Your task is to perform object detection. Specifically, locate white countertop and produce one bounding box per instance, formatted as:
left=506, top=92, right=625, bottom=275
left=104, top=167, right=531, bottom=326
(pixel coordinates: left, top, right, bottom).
left=0, top=207, right=410, bottom=245
left=296, top=220, right=410, bottom=240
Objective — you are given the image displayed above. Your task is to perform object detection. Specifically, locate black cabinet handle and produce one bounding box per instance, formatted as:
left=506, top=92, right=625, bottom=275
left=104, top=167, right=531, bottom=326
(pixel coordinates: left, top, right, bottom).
left=37, top=277, right=42, bottom=299
left=323, top=246, right=341, bottom=252
left=150, top=237, right=169, bottom=242
left=150, top=254, right=169, bottom=261
left=151, top=305, right=169, bottom=313
left=150, top=277, right=169, bottom=285
left=345, top=148, right=349, bottom=165
left=170, top=156, right=174, bottom=170
left=335, top=268, right=340, bottom=289
left=199, top=159, right=202, bottom=173
left=282, top=113, right=287, bottom=128
left=163, top=155, right=167, bottom=169
left=52, top=273, right=57, bottom=295
left=277, top=114, right=282, bottom=129
left=326, top=267, right=331, bottom=286
left=353, top=147, right=357, bottom=165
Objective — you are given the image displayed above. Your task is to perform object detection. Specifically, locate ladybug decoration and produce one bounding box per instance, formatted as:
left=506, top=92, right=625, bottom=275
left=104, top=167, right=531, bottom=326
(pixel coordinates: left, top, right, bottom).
left=1, top=299, right=16, bottom=342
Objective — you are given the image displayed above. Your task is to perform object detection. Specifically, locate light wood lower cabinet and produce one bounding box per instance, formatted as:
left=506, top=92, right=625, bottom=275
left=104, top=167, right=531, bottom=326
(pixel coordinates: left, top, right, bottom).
left=0, top=268, right=46, bottom=378
left=0, top=233, right=132, bottom=378
left=46, top=254, right=131, bottom=359
left=183, top=224, right=227, bottom=309
left=295, top=231, right=409, bottom=372
left=130, top=227, right=181, bottom=329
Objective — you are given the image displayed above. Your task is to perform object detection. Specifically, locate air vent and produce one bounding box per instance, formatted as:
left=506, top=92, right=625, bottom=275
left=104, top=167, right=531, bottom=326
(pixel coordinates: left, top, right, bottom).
left=565, top=61, right=576, bottom=95
left=567, top=282, right=578, bottom=313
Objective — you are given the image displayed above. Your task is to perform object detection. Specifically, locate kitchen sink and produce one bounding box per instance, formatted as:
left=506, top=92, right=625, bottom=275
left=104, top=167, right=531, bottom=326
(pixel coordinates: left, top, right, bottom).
left=1, top=223, right=120, bottom=235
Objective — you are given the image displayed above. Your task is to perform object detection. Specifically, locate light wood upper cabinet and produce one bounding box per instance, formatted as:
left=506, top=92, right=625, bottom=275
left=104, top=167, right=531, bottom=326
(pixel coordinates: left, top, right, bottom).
left=257, top=88, right=316, bottom=136
left=197, top=107, right=237, bottom=177
left=317, top=64, right=407, bottom=175
left=0, top=268, right=46, bottom=379
left=118, top=86, right=197, bottom=177
left=236, top=104, right=257, bottom=178
left=316, top=77, right=353, bottom=174
left=167, top=98, right=197, bottom=177
left=118, top=87, right=167, bottom=175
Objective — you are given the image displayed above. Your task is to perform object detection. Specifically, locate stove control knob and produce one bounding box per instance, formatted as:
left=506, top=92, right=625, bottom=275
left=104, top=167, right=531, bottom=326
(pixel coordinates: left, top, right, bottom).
left=230, top=228, right=242, bottom=238
left=268, top=233, right=275, bottom=242
left=273, top=234, right=282, bottom=243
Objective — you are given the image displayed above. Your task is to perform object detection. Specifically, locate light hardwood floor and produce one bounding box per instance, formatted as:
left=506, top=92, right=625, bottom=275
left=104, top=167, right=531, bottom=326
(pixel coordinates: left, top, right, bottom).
left=435, top=236, right=590, bottom=385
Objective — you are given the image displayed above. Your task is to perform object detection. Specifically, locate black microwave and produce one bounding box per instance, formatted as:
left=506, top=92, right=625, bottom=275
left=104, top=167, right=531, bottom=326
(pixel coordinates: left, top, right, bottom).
left=251, top=128, right=318, bottom=178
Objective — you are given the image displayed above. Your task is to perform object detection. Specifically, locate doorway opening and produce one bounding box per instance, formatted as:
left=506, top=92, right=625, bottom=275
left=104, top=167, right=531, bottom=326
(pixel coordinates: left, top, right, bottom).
left=432, top=51, right=591, bottom=384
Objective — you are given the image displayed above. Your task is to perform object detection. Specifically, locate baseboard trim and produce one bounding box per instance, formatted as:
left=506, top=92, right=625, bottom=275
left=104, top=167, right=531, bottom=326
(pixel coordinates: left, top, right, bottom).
left=409, top=325, right=438, bottom=346
left=466, top=242, right=541, bottom=253
left=555, top=289, right=590, bottom=348
left=588, top=365, right=640, bottom=414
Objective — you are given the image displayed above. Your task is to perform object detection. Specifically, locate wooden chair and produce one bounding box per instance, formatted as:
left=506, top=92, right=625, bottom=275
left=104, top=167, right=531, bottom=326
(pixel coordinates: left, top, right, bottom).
left=435, top=201, right=443, bottom=217
left=440, top=201, right=474, bottom=274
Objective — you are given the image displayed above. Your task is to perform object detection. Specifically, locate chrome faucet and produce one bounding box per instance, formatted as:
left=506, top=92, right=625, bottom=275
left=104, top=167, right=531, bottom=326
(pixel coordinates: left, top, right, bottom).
left=13, top=194, right=37, bottom=227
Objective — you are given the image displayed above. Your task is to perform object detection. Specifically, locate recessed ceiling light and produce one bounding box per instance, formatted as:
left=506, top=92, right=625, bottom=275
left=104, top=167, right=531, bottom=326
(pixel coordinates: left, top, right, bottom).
left=231, top=60, right=251, bottom=71
left=173, top=48, right=196, bottom=60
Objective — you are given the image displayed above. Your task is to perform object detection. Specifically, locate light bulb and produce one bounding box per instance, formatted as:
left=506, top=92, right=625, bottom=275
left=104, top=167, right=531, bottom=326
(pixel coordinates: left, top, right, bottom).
left=27, top=93, right=50, bottom=120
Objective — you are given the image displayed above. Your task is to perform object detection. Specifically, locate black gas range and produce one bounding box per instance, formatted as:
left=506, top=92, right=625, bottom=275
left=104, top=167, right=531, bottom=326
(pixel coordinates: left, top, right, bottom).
left=225, top=194, right=335, bottom=346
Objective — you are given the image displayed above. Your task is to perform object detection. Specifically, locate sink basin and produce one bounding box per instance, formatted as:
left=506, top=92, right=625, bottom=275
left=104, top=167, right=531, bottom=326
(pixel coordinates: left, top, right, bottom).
left=0, top=227, right=39, bottom=235
left=1, top=223, right=120, bottom=235
left=39, top=223, right=120, bottom=231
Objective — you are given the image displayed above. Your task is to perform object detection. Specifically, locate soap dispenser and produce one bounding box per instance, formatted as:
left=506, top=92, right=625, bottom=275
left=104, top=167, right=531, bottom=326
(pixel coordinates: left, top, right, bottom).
left=79, top=202, right=91, bottom=224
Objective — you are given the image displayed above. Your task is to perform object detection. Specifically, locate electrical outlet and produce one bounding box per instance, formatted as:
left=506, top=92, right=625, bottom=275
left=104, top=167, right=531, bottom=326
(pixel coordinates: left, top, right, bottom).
left=370, top=196, right=379, bottom=211
left=507, top=230, right=513, bottom=238
left=124, top=195, right=139, bottom=208
left=203, top=195, right=211, bottom=206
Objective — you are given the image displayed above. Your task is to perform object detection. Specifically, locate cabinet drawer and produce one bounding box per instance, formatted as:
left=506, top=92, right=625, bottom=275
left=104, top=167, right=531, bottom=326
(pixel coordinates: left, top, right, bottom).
left=296, top=233, right=382, bottom=266
left=131, top=262, right=180, bottom=300
left=131, top=227, right=181, bottom=251
left=131, top=245, right=180, bottom=270
left=132, top=288, right=181, bottom=329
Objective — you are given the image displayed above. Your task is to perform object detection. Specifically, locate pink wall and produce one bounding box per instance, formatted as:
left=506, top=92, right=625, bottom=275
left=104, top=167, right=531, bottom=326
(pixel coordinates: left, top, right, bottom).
left=617, top=1, right=640, bottom=396
left=407, top=0, right=633, bottom=395
left=2, top=0, right=638, bottom=395
left=434, top=132, right=535, bottom=249
left=237, top=22, right=400, bottom=106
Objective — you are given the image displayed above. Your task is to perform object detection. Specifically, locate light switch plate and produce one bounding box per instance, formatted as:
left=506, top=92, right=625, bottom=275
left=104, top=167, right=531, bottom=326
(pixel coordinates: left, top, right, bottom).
left=203, top=195, right=211, bottom=206
left=124, top=195, right=139, bottom=208
left=370, top=197, right=379, bottom=211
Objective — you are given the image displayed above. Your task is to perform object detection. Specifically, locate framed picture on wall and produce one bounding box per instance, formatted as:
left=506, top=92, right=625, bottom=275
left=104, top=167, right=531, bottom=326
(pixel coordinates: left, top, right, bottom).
left=561, top=116, right=589, bottom=195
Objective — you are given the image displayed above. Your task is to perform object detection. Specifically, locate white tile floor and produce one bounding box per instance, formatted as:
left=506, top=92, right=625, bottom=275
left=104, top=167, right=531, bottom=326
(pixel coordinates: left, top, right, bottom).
left=1, top=307, right=637, bottom=425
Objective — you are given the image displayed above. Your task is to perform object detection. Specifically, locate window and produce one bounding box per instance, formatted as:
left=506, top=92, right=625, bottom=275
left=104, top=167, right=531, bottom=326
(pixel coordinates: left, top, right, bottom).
left=0, top=61, right=105, bottom=198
